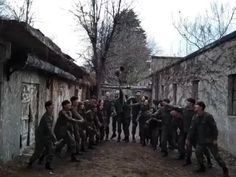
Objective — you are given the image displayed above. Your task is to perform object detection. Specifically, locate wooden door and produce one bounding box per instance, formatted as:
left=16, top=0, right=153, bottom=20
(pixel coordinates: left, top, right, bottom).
left=20, top=83, right=39, bottom=154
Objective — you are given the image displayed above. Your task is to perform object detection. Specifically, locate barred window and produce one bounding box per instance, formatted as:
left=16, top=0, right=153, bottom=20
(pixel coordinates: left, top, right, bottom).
left=192, top=80, right=199, bottom=100
left=173, top=84, right=177, bottom=105
left=228, top=74, right=236, bottom=116
left=161, top=85, right=164, bottom=99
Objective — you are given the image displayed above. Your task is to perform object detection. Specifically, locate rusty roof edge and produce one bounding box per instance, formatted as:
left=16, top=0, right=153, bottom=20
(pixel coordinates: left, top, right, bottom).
left=0, top=19, right=90, bottom=79
left=26, top=54, right=76, bottom=81
left=23, top=22, right=89, bottom=77
left=25, top=23, right=90, bottom=78
left=151, top=55, right=183, bottom=59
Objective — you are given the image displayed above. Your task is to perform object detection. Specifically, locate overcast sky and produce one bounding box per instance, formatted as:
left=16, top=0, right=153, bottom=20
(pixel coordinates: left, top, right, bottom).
left=11, top=0, right=236, bottom=65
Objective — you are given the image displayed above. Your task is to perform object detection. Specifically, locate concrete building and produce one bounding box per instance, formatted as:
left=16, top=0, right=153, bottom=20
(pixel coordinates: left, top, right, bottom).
left=150, top=56, right=182, bottom=73
left=0, top=20, right=91, bottom=162
left=152, top=30, right=236, bottom=156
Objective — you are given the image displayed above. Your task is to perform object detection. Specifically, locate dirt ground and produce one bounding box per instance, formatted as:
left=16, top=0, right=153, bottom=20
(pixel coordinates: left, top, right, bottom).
left=0, top=140, right=236, bottom=177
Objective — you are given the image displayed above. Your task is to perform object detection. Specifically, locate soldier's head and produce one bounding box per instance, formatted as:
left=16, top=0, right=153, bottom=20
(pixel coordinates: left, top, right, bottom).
left=105, top=91, right=110, bottom=98
left=170, top=107, right=183, bottom=118
left=45, top=101, right=53, bottom=114
left=135, top=91, right=141, bottom=100
left=143, top=99, right=150, bottom=110
left=141, top=95, right=146, bottom=102
left=162, top=98, right=170, bottom=105
left=186, top=98, right=196, bottom=108
left=78, top=101, right=84, bottom=110
left=62, top=100, right=71, bottom=111
left=83, top=100, right=90, bottom=110
left=70, top=96, right=79, bottom=107
left=155, top=100, right=163, bottom=108
left=144, top=99, right=149, bottom=106
left=115, top=90, right=119, bottom=99
left=92, top=104, right=98, bottom=112
left=150, top=107, right=156, bottom=114
left=195, top=101, right=206, bottom=114
left=153, top=99, right=158, bottom=105
left=98, top=100, right=104, bottom=110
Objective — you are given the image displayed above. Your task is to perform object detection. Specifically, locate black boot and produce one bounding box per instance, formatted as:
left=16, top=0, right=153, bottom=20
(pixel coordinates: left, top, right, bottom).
left=38, top=154, right=45, bottom=165
left=207, top=161, right=213, bottom=169
left=76, top=148, right=83, bottom=155
left=110, top=133, right=116, bottom=139
left=162, top=151, right=168, bottom=157
left=223, top=167, right=229, bottom=177
left=183, top=158, right=192, bottom=166
left=88, top=144, right=95, bottom=150
left=27, top=162, right=33, bottom=169
left=176, top=153, right=185, bottom=160
left=81, top=145, right=87, bottom=152
left=71, top=154, right=80, bottom=162
left=195, top=165, right=206, bottom=173
left=132, top=135, right=136, bottom=143
left=45, top=162, right=53, bottom=171
left=142, top=140, right=146, bottom=146
left=117, top=136, right=121, bottom=142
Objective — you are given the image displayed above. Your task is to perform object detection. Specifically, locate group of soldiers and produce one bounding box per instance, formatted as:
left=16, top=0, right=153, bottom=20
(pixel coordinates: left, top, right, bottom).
left=27, top=96, right=112, bottom=172
left=27, top=89, right=230, bottom=177
left=108, top=89, right=230, bottom=177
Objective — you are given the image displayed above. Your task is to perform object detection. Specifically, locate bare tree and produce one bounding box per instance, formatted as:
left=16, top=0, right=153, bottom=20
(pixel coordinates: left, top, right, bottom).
left=173, top=1, right=236, bottom=53
left=0, top=0, right=7, bottom=17
left=147, top=37, right=162, bottom=56
left=4, top=0, right=34, bottom=25
left=71, top=0, right=126, bottom=97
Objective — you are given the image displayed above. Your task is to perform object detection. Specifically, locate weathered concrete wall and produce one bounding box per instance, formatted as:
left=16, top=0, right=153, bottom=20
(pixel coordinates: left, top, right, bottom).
left=151, top=56, right=182, bottom=73
left=52, top=79, right=79, bottom=120
left=0, top=70, right=47, bottom=161
left=0, top=63, right=3, bottom=163
left=0, top=68, right=84, bottom=162
left=153, top=39, right=236, bottom=155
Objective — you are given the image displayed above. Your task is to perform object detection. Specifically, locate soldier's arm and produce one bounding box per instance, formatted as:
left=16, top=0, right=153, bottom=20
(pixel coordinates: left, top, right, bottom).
left=130, top=102, right=140, bottom=107
left=61, top=110, right=82, bottom=123
left=111, top=103, right=117, bottom=117
left=72, top=110, right=85, bottom=124
left=208, top=114, right=218, bottom=141
left=119, top=89, right=124, bottom=104
left=187, top=116, right=197, bottom=141
left=45, top=116, right=56, bottom=142
left=151, top=109, right=162, bottom=118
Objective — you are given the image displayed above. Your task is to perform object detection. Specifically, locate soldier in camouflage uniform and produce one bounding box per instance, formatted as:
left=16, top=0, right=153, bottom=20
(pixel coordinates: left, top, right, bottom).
left=188, top=101, right=229, bottom=177
left=78, top=101, right=95, bottom=149
left=131, top=91, right=142, bottom=142
left=27, top=101, right=56, bottom=171
left=153, top=99, right=174, bottom=157
left=111, top=89, right=124, bottom=142
left=138, top=99, right=150, bottom=146
left=103, top=92, right=112, bottom=141
left=180, top=98, right=196, bottom=165
left=170, top=107, right=185, bottom=160
left=54, top=100, right=80, bottom=162
left=97, top=100, right=105, bottom=141
left=91, top=103, right=102, bottom=144
left=70, top=96, right=86, bottom=154
left=122, top=95, right=132, bottom=142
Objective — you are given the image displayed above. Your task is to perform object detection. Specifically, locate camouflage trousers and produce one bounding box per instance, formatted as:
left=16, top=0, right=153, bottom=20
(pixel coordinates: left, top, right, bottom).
left=29, top=138, right=53, bottom=164
left=196, top=143, right=226, bottom=168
